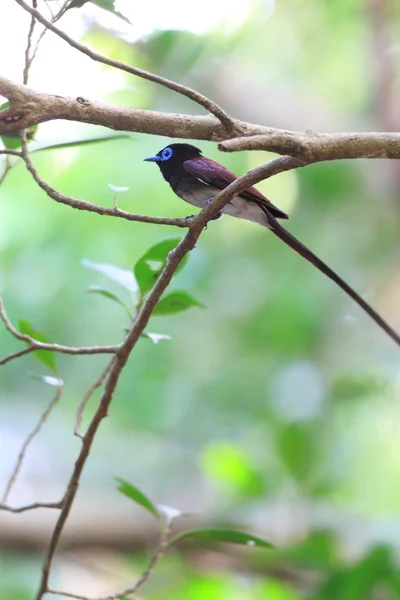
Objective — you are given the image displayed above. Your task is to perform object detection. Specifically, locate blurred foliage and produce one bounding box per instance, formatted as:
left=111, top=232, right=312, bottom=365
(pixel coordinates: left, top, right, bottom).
left=1, top=0, right=400, bottom=598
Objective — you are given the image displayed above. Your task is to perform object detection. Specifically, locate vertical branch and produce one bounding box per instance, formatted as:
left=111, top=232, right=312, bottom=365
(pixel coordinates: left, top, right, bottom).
left=2, top=383, right=64, bottom=504
left=23, top=0, right=38, bottom=84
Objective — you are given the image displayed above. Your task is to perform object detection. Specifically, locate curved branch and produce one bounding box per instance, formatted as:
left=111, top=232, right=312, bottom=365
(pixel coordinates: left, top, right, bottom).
left=0, top=297, right=121, bottom=357
left=2, top=384, right=64, bottom=504
left=18, top=131, right=192, bottom=227
left=13, top=0, right=235, bottom=131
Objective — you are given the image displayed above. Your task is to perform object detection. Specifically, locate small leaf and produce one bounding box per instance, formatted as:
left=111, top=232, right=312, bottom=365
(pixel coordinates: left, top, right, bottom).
left=115, top=477, right=160, bottom=520
left=91, top=0, right=131, bottom=22
left=2, top=123, right=37, bottom=150
left=142, top=332, right=171, bottom=344
left=88, top=286, right=132, bottom=319
left=1, top=102, right=37, bottom=150
left=18, top=319, right=57, bottom=374
left=108, top=183, right=129, bottom=193
left=30, top=134, right=130, bottom=154
left=169, top=528, right=274, bottom=549
left=66, top=0, right=89, bottom=8
left=153, top=291, right=205, bottom=316
left=82, top=259, right=138, bottom=292
left=134, top=238, right=187, bottom=297
left=64, top=0, right=131, bottom=22
left=28, top=373, right=64, bottom=387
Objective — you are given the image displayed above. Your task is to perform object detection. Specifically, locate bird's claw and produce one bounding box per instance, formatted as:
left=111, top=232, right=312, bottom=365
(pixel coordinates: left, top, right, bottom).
left=203, top=198, right=222, bottom=225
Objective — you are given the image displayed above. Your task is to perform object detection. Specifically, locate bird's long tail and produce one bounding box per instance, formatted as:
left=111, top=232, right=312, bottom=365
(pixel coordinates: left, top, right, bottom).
left=263, top=208, right=400, bottom=347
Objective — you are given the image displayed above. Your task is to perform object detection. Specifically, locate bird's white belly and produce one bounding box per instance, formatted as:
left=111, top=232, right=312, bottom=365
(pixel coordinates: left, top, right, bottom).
left=175, top=182, right=269, bottom=227
left=222, top=196, right=268, bottom=227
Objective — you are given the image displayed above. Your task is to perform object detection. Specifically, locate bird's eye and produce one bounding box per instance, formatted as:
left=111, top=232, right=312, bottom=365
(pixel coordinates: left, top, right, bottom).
left=161, top=147, right=173, bottom=161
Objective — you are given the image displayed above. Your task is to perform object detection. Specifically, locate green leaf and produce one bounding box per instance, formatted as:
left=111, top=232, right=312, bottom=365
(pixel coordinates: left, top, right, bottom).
left=66, top=0, right=89, bottom=8
left=115, top=477, right=160, bottom=520
left=18, top=320, right=57, bottom=374
left=87, top=286, right=132, bottom=319
left=153, top=291, right=205, bottom=316
left=82, top=259, right=138, bottom=292
left=30, top=134, right=130, bottom=154
left=64, top=0, right=131, bottom=22
left=277, top=423, right=318, bottom=482
left=169, top=528, right=273, bottom=549
left=1, top=104, right=37, bottom=149
left=134, top=238, right=188, bottom=296
left=91, top=0, right=131, bottom=22
left=1, top=100, right=37, bottom=149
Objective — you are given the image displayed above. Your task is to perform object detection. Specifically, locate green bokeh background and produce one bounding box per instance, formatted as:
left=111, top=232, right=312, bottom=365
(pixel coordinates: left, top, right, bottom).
left=1, top=0, right=400, bottom=598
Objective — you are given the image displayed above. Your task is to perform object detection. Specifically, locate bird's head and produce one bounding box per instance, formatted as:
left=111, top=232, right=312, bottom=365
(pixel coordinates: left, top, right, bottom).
left=144, top=143, right=202, bottom=179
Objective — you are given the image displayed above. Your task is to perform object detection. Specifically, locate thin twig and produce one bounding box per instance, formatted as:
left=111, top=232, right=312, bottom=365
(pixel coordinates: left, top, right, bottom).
left=2, top=383, right=64, bottom=503
left=74, top=358, right=115, bottom=438
left=13, top=0, right=235, bottom=132
left=47, top=534, right=167, bottom=600
left=0, top=156, right=12, bottom=185
left=47, top=515, right=171, bottom=599
left=29, top=24, right=48, bottom=66
left=112, top=529, right=169, bottom=599
left=0, top=296, right=121, bottom=356
left=0, top=345, right=38, bottom=366
left=22, top=0, right=38, bottom=85
left=18, top=134, right=192, bottom=227
left=0, top=500, right=62, bottom=513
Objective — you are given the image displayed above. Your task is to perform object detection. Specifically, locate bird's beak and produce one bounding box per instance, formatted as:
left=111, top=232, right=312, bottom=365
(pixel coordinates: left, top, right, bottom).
left=144, top=155, right=161, bottom=162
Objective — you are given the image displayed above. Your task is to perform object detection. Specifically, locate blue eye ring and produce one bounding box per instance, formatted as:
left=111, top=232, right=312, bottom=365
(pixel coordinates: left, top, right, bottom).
left=161, top=147, right=173, bottom=161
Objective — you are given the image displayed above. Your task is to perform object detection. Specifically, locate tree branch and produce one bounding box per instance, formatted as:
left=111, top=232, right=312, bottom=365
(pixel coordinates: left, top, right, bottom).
left=22, top=0, right=38, bottom=85
left=218, top=131, right=400, bottom=159
left=33, top=155, right=289, bottom=600
left=2, top=72, right=400, bottom=162
left=16, top=130, right=193, bottom=227
left=0, top=500, right=62, bottom=513
left=13, top=0, right=235, bottom=131
left=2, top=383, right=64, bottom=504
left=0, top=296, right=121, bottom=358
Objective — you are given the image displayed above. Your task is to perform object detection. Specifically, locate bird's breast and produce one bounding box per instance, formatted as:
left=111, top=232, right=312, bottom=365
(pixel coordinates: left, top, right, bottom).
left=170, top=174, right=218, bottom=208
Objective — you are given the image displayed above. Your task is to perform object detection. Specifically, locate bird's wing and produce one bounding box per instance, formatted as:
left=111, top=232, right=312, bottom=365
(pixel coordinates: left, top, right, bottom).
left=183, top=157, right=289, bottom=220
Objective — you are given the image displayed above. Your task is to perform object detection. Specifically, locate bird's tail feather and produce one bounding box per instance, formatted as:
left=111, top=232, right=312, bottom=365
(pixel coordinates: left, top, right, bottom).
left=262, top=207, right=400, bottom=347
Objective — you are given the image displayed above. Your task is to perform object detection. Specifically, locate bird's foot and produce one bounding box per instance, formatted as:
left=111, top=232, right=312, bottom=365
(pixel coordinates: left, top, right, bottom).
left=203, top=198, right=221, bottom=222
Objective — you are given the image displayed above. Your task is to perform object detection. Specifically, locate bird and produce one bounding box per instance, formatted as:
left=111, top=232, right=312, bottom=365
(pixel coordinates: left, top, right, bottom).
left=145, top=142, right=400, bottom=347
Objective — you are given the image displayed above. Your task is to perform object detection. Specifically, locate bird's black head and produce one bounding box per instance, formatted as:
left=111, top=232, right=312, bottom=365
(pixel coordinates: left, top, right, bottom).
left=144, top=143, right=202, bottom=180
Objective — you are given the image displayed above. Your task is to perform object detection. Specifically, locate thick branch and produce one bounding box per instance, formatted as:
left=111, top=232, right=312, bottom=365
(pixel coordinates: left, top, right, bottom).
left=2, top=73, right=400, bottom=161
left=0, top=73, right=247, bottom=139
left=219, top=131, right=400, bottom=160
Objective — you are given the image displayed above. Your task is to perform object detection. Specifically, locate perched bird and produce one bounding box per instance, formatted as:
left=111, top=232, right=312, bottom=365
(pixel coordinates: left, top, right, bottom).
left=145, top=143, right=400, bottom=346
